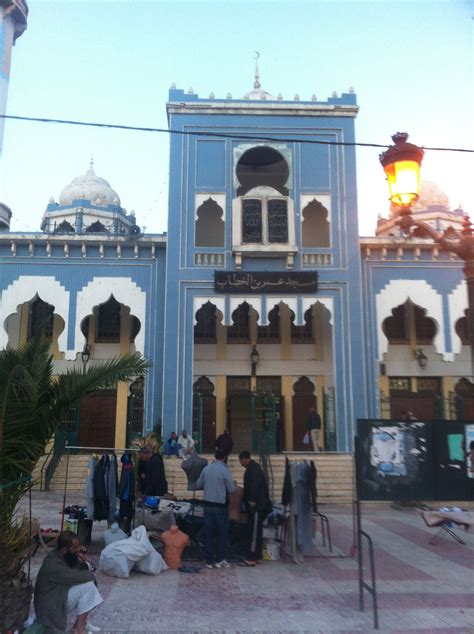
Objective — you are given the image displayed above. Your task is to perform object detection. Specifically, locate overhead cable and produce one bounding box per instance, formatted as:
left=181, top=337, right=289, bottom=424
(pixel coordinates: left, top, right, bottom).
left=1, top=114, right=473, bottom=153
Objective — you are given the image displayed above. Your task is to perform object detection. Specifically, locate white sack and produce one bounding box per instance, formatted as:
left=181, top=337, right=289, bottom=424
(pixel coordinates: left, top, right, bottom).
left=99, top=525, right=168, bottom=577
left=132, top=525, right=168, bottom=575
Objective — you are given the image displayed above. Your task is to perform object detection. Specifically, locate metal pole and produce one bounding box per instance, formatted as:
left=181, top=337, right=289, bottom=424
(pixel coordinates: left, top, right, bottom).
left=60, top=442, right=70, bottom=531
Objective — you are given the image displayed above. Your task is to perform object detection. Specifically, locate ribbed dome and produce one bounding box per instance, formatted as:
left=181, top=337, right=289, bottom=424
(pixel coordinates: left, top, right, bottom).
left=59, top=162, right=121, bottom=206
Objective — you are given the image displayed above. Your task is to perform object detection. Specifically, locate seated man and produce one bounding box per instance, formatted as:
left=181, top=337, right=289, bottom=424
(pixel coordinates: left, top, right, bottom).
left=34, top=530, right=102, bottom=633
left=163, top=431, right=181, bottom=457
left=177, top=429, right=195, bottom=458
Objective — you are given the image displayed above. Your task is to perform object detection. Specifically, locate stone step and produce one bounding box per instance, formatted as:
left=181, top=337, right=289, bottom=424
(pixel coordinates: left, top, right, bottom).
left=48, top=452, right=355, bottom=502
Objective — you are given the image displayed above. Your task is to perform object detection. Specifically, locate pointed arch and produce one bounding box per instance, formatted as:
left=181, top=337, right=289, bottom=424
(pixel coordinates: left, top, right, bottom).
left=0, top=275, right=70, bottom=353
left=376, top=280, right=445, bottom=360
left=74, top=277, right=146, bottom=357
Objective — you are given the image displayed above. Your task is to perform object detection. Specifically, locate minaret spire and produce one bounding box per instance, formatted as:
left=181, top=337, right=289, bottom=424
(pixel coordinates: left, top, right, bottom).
left=88, top=155, right=95, bottom=174
left=254, top=51, right=261, bottom=90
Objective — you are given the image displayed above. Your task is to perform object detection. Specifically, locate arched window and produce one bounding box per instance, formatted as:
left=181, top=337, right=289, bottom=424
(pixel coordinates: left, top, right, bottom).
left=55, top=220, right=75, bottom=234
left=455, top=312, right=470, bottom=344
left=195, top=198, right=225, bottom=247
left=383, top=301, right=436, bottom=344
left=236, top=146, right=289, bottom=196
left=28, top=297, right=54, bottom=340
left=194, top=302, right=217, bottom=342
left=228, top=302, right=250, bottom=342
left=257, top=305, right=280, bottom=343
left=241, top=187, right=288, bottom=245
left=302, top=200, right=330, bottom=247
left=85, top=220, right=108, bottom=233
left=291, top=308, right=314, bottom=343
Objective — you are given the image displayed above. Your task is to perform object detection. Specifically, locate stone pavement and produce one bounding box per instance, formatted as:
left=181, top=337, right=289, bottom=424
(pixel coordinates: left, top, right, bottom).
left=22, top=492, right=474, bottom=633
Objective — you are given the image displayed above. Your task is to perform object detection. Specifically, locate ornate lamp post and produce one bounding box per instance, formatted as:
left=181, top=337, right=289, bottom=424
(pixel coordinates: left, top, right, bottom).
left=81, top=342, right=91, bottom=371
left=250, top=345, right=260, bottom=376
left=380, top=132, right=474, bottom=379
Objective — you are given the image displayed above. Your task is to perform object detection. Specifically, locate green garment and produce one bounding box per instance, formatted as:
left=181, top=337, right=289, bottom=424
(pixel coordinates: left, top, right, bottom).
left=34, top=550, right=94, bottom=632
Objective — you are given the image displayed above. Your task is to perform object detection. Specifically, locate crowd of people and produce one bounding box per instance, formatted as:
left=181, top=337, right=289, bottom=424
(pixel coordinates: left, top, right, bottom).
left=33, top=411, right=324, bottom=631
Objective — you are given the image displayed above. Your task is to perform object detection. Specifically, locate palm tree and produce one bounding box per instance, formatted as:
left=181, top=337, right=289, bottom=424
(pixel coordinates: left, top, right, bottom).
left=0, top=336, right=150, bottom=631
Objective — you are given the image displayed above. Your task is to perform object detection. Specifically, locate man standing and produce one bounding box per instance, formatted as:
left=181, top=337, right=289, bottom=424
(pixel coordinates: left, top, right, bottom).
left=196, top=450, right=235, bottom=569
left=138, top=445, right=168, bottom=496
left=238, top=451, right=272, bottom=566
left=215, top=427, right=233, bottom=463
left=306, top=406, right=322, bottom=452
left=34, top=530, right=102, bottom=633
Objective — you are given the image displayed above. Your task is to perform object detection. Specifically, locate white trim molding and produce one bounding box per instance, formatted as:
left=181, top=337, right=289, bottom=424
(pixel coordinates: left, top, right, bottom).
left=376, top=279, right=446, bottom=361
left=229, top=296, right=262, bottom=325
left=74, top=277, right=147, bottom=357
left=0, top=275, right=70, bottom=354
left=193, top=296, right=225, bottom=324
left=448, top=280, right=467, bottom=358
left=300, top=194, right=332, bottom=224
left=302, top=296, right=334, bottom=326
left=195, top=193, right=226, bottom=220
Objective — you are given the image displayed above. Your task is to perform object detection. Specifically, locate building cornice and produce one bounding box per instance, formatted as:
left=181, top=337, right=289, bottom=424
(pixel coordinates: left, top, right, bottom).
left=167, top=101, right=359, bottom=118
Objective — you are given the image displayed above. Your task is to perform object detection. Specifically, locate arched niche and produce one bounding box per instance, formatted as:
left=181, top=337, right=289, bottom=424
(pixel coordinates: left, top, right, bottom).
left=302, top=199, right=330, bottom=247
left=81, top=295, right=141, bottom=344
left=194, top=301, right=224, bottom=342
left=74, top=277, right=146, bottom=357
left=195, top=198, right=225, bottom=247
left=292, top=376, right=317, bottom=451
left=376, top=280, right=445, bottom=361
left=236, top=146, right=289, bottom=196
left=382, top=300, right=437, bottom=345
left=0, top=275, right=70, bottom=353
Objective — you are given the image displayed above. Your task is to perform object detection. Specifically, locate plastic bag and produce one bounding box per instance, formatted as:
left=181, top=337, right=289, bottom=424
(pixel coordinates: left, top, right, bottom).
left=99, top=527, right=149, bottom=578
left=103, top=523, right=127, bottom=546
left=132, top=525, right=168, bottom=575
left=303, top=432, right=310, bottom=445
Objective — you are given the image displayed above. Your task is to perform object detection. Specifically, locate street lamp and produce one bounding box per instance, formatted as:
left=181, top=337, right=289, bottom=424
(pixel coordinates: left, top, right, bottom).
left=81, top=342, right=91, bottom=370
left=379, top=132, right=424, bottom=212
left=250, top=345, right=260, bottom=376
left=380, top=132, right=474, bottom=379
left=414, top=348, right=428, bottom=369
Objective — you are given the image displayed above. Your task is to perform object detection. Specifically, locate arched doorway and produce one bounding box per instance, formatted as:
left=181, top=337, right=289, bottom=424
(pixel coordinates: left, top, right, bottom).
left=193, top=376, right=216, bottom=452
left=292, top=377, right=316, bottom=451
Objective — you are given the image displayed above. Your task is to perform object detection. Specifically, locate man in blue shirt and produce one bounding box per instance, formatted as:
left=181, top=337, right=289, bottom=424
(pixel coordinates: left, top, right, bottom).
left=196, top=450, right=236, bottom=569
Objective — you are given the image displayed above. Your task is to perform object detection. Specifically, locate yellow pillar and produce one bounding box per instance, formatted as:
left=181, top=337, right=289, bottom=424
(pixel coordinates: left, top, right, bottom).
left=314, top=303, right=323, bottom=361
left=379, top=376, right=390, bottom=419
left=442, top=376, right=455, bottom=420
left=282, top=375, right=293, bottom=450
left=215, top=376, right=227, bottom=436
left=114, top=308, right=131, bottom=448
left=51, top=315, right=62, bottom=360
left=280, top=304, right=292, bottom=361
left=316, top=376, right=325, bottom=449
left=216, top=320, right=227, bottom=361
left=19, top=303, right=29, bottom=345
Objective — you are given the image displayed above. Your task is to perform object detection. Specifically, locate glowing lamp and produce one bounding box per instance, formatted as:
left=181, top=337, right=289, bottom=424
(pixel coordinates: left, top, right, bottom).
left=379, top=133, right=424, bottom=208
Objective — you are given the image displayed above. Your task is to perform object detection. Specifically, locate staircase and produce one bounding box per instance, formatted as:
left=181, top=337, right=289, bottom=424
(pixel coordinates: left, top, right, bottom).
left=47, top=453, right=355, bottom=503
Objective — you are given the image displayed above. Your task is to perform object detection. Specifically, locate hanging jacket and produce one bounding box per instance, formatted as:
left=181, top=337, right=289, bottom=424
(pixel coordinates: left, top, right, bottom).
left=282, top=456, right=292, bottom=506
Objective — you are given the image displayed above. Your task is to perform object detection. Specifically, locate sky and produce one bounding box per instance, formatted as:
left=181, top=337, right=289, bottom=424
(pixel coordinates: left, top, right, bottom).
left=1, top=0, right=473, bottom=235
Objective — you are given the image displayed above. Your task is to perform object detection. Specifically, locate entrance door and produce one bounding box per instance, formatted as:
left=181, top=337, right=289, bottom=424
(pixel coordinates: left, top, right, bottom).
left=292, top=377, right=316, bottom=451
left=193, top=377, right=217, bottom=452
left=227, top=393, right=253, bottom=453
left=79, top=389, right=117, bottom=448
left=253, top=393, right=279, bottom=454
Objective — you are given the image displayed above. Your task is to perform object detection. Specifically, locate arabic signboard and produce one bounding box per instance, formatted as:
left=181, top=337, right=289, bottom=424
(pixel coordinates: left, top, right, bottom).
left=214, top=271, right=318, bottom=294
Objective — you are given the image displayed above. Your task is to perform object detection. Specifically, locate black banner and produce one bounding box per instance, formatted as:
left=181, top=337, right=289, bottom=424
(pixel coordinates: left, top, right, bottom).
left=215, top=271, right=318, bottom=294
left=356, top=419, right=474, bottom=501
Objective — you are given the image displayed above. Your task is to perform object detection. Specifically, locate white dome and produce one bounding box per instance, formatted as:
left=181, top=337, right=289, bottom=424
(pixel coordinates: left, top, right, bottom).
left=59, top=162, right=121, bottom=206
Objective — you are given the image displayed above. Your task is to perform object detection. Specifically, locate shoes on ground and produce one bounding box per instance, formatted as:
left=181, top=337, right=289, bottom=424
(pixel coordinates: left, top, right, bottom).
left=206, top=563, right=214, bottom=569
left=87, top=624, right=101, bottom=632
left=214, top=560, right=230, bottom=568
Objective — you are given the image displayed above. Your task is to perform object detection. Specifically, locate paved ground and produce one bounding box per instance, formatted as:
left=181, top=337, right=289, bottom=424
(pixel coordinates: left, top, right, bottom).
left=22, top=492, right=474, bottom=633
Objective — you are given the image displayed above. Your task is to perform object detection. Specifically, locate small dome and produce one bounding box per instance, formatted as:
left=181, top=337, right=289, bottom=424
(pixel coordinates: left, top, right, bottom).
left=412, top=181, right=449, bottom=211
left=59, top=161, right=121, bottom=207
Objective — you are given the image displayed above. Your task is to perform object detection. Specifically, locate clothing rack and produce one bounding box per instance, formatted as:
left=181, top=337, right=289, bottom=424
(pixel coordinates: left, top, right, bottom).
left=61, top=444, right=139, bottom=530
left=282, top=458, right=336, bottom=563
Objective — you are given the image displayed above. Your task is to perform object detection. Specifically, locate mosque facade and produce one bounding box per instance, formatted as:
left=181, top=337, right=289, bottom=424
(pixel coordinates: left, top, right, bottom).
left=0, top=78, right=470, bottom=453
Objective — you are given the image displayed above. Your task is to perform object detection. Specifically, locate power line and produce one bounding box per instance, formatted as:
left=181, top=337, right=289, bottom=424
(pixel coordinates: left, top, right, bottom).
left=1, top=114, right=473, bottom=153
